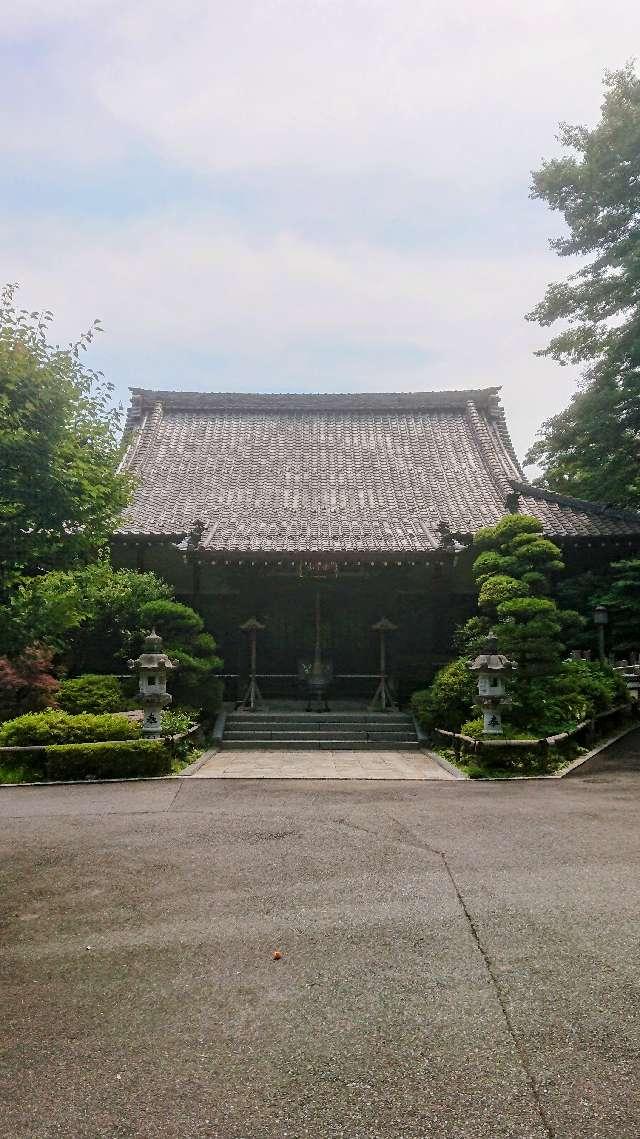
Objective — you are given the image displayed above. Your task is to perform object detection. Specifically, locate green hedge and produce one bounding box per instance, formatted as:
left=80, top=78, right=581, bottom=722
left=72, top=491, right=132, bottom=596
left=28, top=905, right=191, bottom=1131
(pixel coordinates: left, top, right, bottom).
left=57, top=674, right=123, bottom=714
left=45, top=739, right=171, bottom=781
left=0, top=710, right=140, bottom=747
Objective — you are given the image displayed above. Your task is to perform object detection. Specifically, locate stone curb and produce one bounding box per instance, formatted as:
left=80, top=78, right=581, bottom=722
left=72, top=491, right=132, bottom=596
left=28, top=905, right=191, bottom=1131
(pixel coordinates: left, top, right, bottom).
left=0, top=775, right=182, bottom=788
left=179, top=749, right=219, bottom=777
left=421, top=747, right=468, bottom=779
left=557, top=722, right=639, bottom=778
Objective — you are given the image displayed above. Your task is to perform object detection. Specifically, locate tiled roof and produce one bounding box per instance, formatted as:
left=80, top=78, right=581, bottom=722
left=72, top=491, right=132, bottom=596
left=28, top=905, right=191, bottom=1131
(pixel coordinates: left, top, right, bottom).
left=116, top=389, right=640, bottom=553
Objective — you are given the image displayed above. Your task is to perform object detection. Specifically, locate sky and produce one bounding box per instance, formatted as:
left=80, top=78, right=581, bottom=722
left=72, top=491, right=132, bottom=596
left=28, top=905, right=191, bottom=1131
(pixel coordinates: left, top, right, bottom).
left=1, top=1, right=638, bottom=466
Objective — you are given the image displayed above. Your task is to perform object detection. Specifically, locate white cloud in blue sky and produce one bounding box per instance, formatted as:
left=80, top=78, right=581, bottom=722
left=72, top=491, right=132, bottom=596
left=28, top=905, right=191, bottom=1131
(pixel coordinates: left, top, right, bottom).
left=1, top=0, right=638, bottom=462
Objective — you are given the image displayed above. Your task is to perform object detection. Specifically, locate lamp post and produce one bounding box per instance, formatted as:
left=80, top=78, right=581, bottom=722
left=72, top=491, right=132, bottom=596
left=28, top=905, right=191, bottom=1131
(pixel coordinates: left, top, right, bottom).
left=369, top=617, right=398, bottom=711
left=239, top=617, right=266, bottom=710
left=594, top=605, right=608, bottom=664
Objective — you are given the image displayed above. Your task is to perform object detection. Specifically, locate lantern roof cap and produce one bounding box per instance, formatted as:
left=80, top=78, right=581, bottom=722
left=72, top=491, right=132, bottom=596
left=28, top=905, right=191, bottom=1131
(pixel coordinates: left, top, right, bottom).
left=469, top=632, right=517, bottom=673
left=128, top=629, right=177, bottom=671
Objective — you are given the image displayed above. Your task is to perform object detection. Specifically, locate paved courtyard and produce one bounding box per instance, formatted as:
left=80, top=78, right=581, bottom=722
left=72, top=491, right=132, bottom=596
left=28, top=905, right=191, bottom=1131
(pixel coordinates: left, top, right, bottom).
left=193, top=747, right=455, bottom=779
left=2, top=729, right=640, bottom=1138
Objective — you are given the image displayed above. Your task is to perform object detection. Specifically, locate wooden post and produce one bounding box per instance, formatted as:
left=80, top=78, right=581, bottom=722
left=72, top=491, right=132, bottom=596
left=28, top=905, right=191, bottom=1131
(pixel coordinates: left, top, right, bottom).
left=239, top=617, right=266, bottom=711
left=369, top=617, right=398, bottom=711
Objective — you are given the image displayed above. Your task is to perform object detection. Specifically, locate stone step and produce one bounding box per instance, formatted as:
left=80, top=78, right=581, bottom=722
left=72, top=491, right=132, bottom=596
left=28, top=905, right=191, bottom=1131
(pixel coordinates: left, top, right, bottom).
left=224, top=726, right=414, bottom=738
left=225, top=717, right=413, bottom=726
left=222, top=738, right=421, bottom=747
left=222, top=709, right=418, bottom=751
left=227, top=714, right=411, bottom=725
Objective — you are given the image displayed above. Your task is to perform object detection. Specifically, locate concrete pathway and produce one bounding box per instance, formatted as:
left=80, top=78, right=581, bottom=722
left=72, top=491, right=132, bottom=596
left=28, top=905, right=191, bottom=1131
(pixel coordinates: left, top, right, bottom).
left=192, top=747, right=455, bottom=779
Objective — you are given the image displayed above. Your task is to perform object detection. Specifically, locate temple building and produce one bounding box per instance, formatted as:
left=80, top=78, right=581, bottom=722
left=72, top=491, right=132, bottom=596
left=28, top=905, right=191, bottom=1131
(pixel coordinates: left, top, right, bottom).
left=112, top=388, right=640, bottom=703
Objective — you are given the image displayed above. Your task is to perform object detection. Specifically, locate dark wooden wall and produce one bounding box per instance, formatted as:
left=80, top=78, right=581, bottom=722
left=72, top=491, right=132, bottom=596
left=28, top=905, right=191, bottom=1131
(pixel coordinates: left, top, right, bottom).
left=112, top=541, right=478, bottom=703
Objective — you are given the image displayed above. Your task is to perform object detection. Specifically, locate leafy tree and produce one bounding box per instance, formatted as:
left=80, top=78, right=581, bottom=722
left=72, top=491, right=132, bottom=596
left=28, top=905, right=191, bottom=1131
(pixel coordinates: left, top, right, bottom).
left=0, top=284, right=130, bottom=596
left=0, top=564, right=224, bottom=717
left=0, top=646, right=59, bottom=721
left=1, top=561, right=172, bottom=670
left=526, top=64, right=640, bottom=508
left=596, top=557, right=640, bottom=653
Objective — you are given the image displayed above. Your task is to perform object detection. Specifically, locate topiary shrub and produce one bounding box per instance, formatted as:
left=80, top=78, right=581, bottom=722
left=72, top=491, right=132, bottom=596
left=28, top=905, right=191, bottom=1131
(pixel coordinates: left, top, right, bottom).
left=464, top=514, right=583, bottom=681
left=57, top=674, right=123, bottom=714
left=45, top=739, right=170, bottom=781
left=0, top=709, right=140, bottom=747
left=411, top=659, right=477, bottom=733
left=138, top=600, right=204, bottom=641
left=138, top=600, right=223, bottom=719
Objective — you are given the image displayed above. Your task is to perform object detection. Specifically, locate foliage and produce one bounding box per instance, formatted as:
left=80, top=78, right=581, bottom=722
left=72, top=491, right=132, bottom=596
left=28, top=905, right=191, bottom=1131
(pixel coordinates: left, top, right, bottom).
left=57, top=674, right=123, bottom=714
left=0, top=284, right=130, bottom=596
left=412, top=516, right=625, bottom=741
left=0, top=761, right=42, bottom=784
left=161, top=709, right=195, bottom=736
left=410, top=659, right=477, bottom=733
left=0, top=646, right=58, bottom=721
left=138, top=600, right=223, bottom=718
left=139, top=600, right=204, bottom=641
left=555, top=658, right=628, bottom=713
left=44, top=739, right=171, bottom=781
left=469, top=515, right=583, bottom=681
left=460, top=658, right=627, bottom=743
left=161, top=708, right=199, bottom=763
left=0, top=562, right=224, bottom=721
left=457, top=719, right=576, bottom=775
left=1, top=560, right=172, bottom=667
left=0, top=709, right=140, bottom=747
left=526, top=65, right=640, bottom=508
left=595, top=557, right=640, bottom=652
left=461, top=718, right=533, bottom=740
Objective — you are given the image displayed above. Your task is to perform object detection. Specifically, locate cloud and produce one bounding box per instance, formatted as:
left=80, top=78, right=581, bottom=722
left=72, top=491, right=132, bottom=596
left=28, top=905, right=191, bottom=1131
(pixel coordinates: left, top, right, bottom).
left=0, top=0, right=634, bottom=465
left=0, top=206, right=575, bottom=458
left=36, top=0, right=639, bottom=174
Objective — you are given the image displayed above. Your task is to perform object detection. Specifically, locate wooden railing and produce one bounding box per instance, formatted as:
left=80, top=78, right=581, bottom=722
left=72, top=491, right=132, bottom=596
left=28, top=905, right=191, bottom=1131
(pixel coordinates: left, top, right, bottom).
left=435, top=703, right=635, bottom=758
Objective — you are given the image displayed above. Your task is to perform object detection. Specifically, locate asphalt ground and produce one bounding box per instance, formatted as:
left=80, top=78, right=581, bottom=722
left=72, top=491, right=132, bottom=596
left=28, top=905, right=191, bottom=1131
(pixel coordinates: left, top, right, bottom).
left=2, top=730, right=640, bottom=1139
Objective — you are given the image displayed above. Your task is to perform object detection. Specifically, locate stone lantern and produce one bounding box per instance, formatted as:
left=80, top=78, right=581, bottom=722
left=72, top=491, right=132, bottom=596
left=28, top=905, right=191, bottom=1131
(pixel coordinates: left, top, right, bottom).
left=129, top=629, right=177, bottom=737
left=469, top=632, right=516, bottom=735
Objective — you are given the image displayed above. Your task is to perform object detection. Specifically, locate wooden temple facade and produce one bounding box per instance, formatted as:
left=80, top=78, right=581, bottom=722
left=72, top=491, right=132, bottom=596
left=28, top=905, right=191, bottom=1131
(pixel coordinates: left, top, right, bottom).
left=112, top=389, right=640, bottom=703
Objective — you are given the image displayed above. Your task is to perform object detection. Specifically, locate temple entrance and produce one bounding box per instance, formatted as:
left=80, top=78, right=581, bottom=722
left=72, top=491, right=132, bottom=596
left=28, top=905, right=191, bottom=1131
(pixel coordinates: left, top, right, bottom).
left=112, top=539, right=478, bottom=702
left=163, top=559, right=478, bottom=706
left=235, top=591, right=397, bottom=712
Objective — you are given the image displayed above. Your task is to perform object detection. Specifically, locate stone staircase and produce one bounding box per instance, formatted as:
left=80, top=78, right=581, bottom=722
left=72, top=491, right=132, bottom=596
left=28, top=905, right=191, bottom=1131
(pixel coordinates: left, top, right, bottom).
left=221, top=710, right=419, bottom=750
